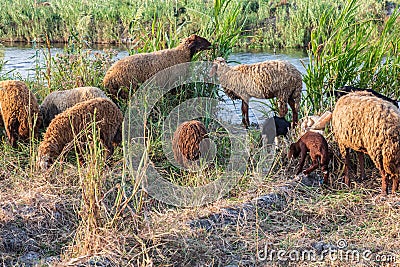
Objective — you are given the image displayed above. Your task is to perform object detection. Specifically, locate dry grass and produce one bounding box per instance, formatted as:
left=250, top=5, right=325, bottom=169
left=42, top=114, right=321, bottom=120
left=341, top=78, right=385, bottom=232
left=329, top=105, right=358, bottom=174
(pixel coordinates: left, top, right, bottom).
left=0, top=122, right=400, bottom=266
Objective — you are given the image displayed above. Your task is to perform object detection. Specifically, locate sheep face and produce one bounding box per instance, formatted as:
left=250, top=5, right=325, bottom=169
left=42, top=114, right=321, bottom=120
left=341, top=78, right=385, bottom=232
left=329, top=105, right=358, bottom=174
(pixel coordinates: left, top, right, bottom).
left=183, top=35, right=211, bottom=57
left=209, top=57, right=227, bottom=77
left=288, top=143, right=300, bottom=159
left=37, top=154, right=53, bottom=170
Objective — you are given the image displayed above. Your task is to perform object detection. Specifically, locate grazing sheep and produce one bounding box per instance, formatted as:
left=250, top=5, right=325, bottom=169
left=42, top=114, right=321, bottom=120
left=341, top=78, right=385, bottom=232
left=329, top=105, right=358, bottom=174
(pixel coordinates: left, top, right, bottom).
left=40, top=86, right=108, bottom=127
left=288, top=131, right=330, bottom=185
left=332, top=91, right=400, bottom=195
left=37, top=98, right=123, bottom=170
left=210, top=57, right=302, bottom=128
left=334, top=85, right=398, bottom=107
left=0, top=80, right=41, bottom=147
left=172, top=120, right=210, bottom=169
left=103, top=34, right=211, bottom=100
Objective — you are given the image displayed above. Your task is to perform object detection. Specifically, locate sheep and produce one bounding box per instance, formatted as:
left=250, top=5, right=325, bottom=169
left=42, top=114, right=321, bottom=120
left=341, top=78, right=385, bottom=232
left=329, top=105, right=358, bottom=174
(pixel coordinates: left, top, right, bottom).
left=37, top=98, right=123, bottom=170
left=261, top=116, right=291, bottom=145
left=332, top=91, right=400, bottom=195
left=334, top=85, right=398, bottom=108
left=0, top=80, right=41, bottom=147
left=39, top=86, right=108, bottom=127
left=103, top=34, right=211, bottom=100
left=210, top=57, right=302, bottom=128
left=288, top=131, right=330, bottom=185
left=172, top=120, right=210, bottom=169
left=300, top=111, right=332, bottom=135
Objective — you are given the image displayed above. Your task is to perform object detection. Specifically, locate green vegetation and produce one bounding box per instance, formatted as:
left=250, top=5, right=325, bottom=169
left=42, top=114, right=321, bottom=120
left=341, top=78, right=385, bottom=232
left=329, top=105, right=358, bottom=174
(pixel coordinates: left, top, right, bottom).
left=0, top=0, right=399, bottom=49
left=0, top=0, right=400, bottom=265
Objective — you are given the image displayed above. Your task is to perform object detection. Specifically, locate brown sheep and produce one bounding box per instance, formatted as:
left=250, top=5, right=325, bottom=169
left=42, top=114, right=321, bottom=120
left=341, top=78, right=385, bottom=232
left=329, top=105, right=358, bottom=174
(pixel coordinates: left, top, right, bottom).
left=172, top=120, right=210, bottom=169
left=210, top=57, right=302, bottom=128
left=288, top=131, right=330, bottom=185
left=103, top=34, right=211, bottom=100
left=37, top=98, right=123, bottom=170
left=0, top=80, right=41, bottom=147
left=332, top=91, right=400, bottom=195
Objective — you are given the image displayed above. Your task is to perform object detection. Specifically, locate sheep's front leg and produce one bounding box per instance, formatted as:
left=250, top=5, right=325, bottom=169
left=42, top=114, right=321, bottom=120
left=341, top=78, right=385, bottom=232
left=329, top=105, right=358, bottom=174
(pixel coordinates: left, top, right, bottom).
left=357, top=151, right=366, bottom=181
left=6, top=118, right=19, bottom=147
left=288, top=97, right=298, bottom=126
left=241, top=100, right=250, bottom=128
left=380, top=170, right=389, bottom=195
left=277, top=99, right=288, bottom=120
left=296, top=149, right=307, bottom=175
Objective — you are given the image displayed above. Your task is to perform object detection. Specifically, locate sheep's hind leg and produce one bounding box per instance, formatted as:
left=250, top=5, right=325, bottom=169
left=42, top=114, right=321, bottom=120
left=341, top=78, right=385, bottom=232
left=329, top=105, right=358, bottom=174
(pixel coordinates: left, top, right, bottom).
left=380, top=170, right=389, bottom=195
left=392, top=174, right=399, bottom=194
left=343, top=148, right=351, bottom=187
left=241, top=100, right=250, bottom=128
left=357, top=152, right=366, bottom=181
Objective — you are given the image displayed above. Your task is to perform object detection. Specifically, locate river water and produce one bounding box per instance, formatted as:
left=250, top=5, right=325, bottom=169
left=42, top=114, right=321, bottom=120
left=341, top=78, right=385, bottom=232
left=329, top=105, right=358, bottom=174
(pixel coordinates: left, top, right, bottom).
left=0, top=43, right=309, bottom=125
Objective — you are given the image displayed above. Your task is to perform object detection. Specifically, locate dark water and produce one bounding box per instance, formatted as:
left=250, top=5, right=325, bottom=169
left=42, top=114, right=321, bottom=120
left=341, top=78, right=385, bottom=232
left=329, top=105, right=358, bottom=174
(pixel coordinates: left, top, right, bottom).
left=0, top=44, right=309, bottom=125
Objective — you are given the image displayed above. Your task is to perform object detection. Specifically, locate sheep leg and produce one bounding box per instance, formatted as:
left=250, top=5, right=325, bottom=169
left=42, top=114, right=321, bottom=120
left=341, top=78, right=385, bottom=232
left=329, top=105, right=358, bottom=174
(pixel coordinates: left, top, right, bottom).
left=296, top=149, right=307, bottom=175
left=357, top=152, right=366, bottom=181
left=303, top=158, right=319, bottom=175
left=392, top=175, right=399, bottom=194
left=288, top=97, right=298, bottom=126
left=277, top=99, right=288, bottom=120
left=321, top=163, right=329, bottom=185
left=380, top=170, right=389, bottom=195
left=343, top=148, right=351, bottom=186
left=241, top=100, right=250, bottom=128
left=6, top=118, right=19, bottom=147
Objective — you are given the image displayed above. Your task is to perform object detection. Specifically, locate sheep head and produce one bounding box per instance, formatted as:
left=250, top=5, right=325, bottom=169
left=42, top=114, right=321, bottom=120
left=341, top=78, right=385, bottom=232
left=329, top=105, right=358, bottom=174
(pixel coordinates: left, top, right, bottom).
left=183, top=34, right=211, bottom=57
left=288, top=143, right=300, bottom=159
left=209, top=57, right=227, bottom=77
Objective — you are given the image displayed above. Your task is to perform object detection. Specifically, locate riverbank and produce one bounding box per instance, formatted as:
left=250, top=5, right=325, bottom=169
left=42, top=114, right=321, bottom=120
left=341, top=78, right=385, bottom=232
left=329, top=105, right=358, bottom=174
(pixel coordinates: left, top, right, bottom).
left=0, top=0, right=398, bottom=49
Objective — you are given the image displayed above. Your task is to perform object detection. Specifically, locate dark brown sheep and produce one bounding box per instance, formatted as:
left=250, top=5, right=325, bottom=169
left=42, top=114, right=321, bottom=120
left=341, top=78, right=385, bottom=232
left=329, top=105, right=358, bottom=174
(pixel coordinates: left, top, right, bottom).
left=0, top=80, right=41, bottom=147
left=288, top=131, right=330, bottom=184
left=172, top=120, right=210, bottom=169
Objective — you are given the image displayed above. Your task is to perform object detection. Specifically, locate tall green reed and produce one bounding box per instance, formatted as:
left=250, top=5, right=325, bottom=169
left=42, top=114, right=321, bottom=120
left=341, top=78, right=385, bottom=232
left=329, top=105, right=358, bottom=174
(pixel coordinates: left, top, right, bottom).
left=303, top=0, right=400, bottom=113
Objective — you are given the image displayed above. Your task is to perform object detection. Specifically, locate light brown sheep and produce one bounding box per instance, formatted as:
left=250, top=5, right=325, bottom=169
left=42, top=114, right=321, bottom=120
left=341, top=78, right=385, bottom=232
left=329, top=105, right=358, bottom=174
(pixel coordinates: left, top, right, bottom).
left=103, top=34, right=211, bottom=100
left=332, top=91, right=400, bottom=195
left=37, top=98, right=123, bottom=170
left=39, top=86, right=108, bottom=127
left=172, top=120, right=210, bottom=169
left=288, top=131, right=330, bottom=185
left=210, top=57, right=302, bottom=128
left=0, top=80, right=41, bottom=147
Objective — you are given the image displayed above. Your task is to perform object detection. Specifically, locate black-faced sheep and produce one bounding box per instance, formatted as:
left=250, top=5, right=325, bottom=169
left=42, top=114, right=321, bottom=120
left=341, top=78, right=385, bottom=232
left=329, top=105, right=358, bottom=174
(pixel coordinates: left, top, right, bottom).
left=172, top=120, right=210, bottom=169
left=0, top=80, right=41, bottom=147
left=288, top=131, right=330, bottom=185
left=103, top=34, right=211, bottom=100
left=210, top=57, right=302, bottom=128
left=334, top=85, right=398, bottom=108
left=37, top=98, right=123, bottom=170
left=39, top=86, right=108, bottom=127
left=332, top=91, right=400, bottom=195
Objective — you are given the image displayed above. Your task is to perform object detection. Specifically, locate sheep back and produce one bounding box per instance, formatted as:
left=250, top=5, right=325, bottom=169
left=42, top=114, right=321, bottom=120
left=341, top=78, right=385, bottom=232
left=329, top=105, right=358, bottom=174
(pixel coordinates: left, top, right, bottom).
left=40, top=86, right=108, bottom=127
left=172, top=120, right=209, bottom=168
left=37, top=98, right=123, bottom=169
left=332, top=91, right=400, bottom=176
left=0, top=80, right=41, bottom=146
